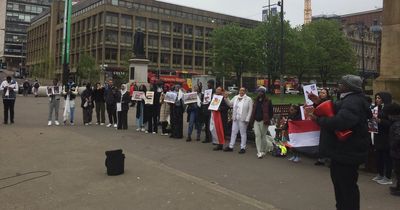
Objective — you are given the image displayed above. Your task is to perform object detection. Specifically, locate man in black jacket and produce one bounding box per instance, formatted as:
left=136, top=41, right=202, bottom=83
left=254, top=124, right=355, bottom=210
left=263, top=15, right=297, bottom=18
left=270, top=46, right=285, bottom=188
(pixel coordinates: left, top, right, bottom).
left=311, top=75, right=371, bottom=210
left=105, top=80, right=117, bottom=128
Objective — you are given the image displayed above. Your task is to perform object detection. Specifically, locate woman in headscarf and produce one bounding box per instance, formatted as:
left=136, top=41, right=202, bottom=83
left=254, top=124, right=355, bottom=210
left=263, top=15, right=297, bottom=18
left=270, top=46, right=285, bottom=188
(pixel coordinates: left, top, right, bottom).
left=159, top=84, right=171, bottom=136
left=170, top=84, right=185, bottom=139
left=117, top=84, right=130, bottom=130
left=136, top=84, right=147, bottom=132
left=81, top=83, right=94, bottom=126
left=210, top=86, right=230, bottom=151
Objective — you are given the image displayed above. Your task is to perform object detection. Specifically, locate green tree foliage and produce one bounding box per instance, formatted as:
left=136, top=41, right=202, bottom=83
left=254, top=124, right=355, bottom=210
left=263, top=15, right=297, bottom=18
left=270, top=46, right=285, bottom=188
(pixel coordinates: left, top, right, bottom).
left=76, top=53, right=98, bottom=84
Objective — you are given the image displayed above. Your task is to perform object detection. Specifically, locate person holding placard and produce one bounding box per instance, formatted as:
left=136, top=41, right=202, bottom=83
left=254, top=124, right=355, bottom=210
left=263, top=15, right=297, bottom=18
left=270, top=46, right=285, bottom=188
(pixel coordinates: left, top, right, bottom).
left=0, top=76, right=18, bottom=124
left=250, top=86, right=273, bottom=158
left=200, top=80, right=215, bottom=143
left=136, top=84, right=147, bottom=132
left=62, top=77, right=78, bottom=126
left=170, top=85, right=185, bottom=139
left=105, top=80, right=118, bottom=128
left=159, top=84, right=171, bottom=135
left=117, top=84, right=130, bottom=130
left=145, top=85, right=157, bottom=134
left=81, top=83, right=94, bottom=126
left=210, top=87, right=230, bottom=151
left=186, top=86, right=202, bottom=142
left=93, top=82, right=106, bottom=125
left=224, top=87, right=253, bottom=154
left=47, top=78, right=61, bottom=126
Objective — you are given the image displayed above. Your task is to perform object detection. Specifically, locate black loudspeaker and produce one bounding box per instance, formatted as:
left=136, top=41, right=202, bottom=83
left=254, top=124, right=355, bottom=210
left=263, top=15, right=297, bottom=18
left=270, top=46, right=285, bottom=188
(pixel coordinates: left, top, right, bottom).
left=105, top=149, right=125, bottom=176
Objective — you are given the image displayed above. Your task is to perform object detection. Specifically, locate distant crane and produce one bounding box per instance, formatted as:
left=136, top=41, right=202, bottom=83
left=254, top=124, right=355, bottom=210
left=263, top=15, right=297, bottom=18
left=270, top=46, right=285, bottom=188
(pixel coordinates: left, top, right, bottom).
left=304, top=0, right=312, bottom=24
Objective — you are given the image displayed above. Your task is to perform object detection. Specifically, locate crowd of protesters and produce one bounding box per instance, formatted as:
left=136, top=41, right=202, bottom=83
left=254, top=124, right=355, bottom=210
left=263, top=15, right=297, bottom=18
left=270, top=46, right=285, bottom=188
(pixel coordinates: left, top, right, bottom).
left=2, top=74, right=400, bottom=209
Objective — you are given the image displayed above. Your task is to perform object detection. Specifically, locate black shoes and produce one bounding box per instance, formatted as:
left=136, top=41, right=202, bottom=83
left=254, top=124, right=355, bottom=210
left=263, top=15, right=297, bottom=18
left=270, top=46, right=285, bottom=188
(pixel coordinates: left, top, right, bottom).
left=202, top=139, right=211, bottom=143
left=238, top=149, right=246, bottom=154
left=314, top=161, right=325, bottom=166
left=223, top=147, right=233, bottom=152
left=390, top=186, right=400, bottom=196
left=213, top=144, right=223, bottom=151
left=186, top=137, right=192, bottom=142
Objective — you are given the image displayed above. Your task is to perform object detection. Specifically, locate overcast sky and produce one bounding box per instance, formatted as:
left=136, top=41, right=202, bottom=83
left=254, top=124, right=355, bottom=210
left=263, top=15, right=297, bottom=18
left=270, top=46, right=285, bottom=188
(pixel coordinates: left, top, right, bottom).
left=159, top=0, right=383, bottom=26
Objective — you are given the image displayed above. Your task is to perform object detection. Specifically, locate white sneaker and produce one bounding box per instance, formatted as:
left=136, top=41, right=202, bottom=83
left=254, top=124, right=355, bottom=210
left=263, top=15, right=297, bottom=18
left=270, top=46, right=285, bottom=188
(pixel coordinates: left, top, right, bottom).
left=293, top=156, right=301, bottom=163
left=377, top=177, right=393, bottom=185
left=55, top=121, right=60, bottom=126
left=107, top=124, right=112, bottom=127
left=141, top=128, right=146, bottom=132
left=372, top=175, right=384, bottom=182
left=257, top=153, right=263, bottom=159
left=84, top=123, right=89, bottom=126
left=136, top=128, right=141, bottom=131
left=288, top=156, right=296, bottom=161
left=152, top=132, right=156, bottom=134
left=96, top=122, right=99, bottom=125
left=145, top=131, right=149, bottom=134
left=261, top=152, right=266, bottom=157
left=48, top=121, right=52, bottom=126
left=113, top=124, right=117, bottom=128
left=100, top=123, right=105, bottom=126
left=70, top=122, right=74, bottom=126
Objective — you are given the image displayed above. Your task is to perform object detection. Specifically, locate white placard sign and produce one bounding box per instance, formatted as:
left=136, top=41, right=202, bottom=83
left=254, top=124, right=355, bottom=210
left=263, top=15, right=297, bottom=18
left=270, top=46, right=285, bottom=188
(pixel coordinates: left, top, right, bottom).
left=208, top=95, right=223, bottom=111
left=303, top=84, right=318, bottom=105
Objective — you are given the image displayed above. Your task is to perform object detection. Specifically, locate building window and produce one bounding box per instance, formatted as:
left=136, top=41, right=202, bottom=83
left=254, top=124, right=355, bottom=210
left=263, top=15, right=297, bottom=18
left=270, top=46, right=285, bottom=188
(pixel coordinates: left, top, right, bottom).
left=184, top=55, right=192, bottom=66
left=184, top=25, right=193, bottom=36
left=205, top=57, right=212, bottom=67
left=105, top=30, right=118, bottom=44
left=121, top=15, right=132, bottom=29
left=195, top=41, right=203, bottom=51
left=161, top=21, right=171, bottom=33
left=148, top=52, right=158, bottom=63
left=195, top=27, right=203, bottom=37
left=161, top=37, right=170, bottom=49
left=148, top=19, right=159, bottom=31
left=173, top=39, right=181, bottom=49
left=106, top=12, right=118, bottom=27
left=184, top=40, right=192, bottom=50
left=205, top=28, right=213, bottom=37
left=148, top=36, right=158, bottom=48
left=99, top=12, right=103, bottom=26
left=173, top=23, right=182, bottom=33
left=173, top=55, right=181, bottom=65
left=136, top=17, right=146, bottom=30
left=121, top=32, right=132, bottom=45
left=160, top=53, right=170, bottom=64
left=105, top=48, right=118, bottom=61
left=195, top=56, right=203, bottom=66
left=92, top=15, right=97, bottom=28
left=111, top=0, right=119, bottom=6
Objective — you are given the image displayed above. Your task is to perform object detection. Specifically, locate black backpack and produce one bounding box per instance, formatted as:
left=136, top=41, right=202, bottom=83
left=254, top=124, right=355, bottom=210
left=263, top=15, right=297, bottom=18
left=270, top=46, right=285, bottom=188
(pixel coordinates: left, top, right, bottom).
left=105, top=149, right=125, bottom=176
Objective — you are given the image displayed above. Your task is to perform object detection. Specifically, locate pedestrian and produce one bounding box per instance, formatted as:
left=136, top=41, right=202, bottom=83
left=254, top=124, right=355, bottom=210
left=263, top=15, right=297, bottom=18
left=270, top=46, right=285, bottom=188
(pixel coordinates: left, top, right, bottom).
left=210, top=86, right=230, bottom=151
left=224, top=87, right=253, bottom=154
left=313, top=88, right=332, bottom=166
left=62, top=77, right=78, bottom=125
left=129, top=81, right=136, bottom=107
left=170, top=85, right=185, bottom=139
left=117, top=84, right=130, bottom=130
left=81, top=83, right=94, bottom=126
left=105, top=79, right=117, bottom=128
left=93, top=82, right=106, bottom=125
left=0, top=76, right=18, bottom=124
left=159, top=84, right=171, bottom=136
left=200, top=80, right=215, bottom=143
left=250, top=86, right=273, bottom=158
left=186, top=86, right=202, bottom=142
left=284, top=104, right=302, bottom=162
left=310, top=75, right=372, bottom=210
left=22, top=80, right=30, bottom=96
left=147, top=82, right=162, bottom=134
left=384, top=102, right=400, bottom=196
left=47, top=78, right=61, bottom=126
left=33, top=79, right=40, bottom=97
left=136, top=84, right=146, bottom=132
left=372, top=92, right=393, bottom=185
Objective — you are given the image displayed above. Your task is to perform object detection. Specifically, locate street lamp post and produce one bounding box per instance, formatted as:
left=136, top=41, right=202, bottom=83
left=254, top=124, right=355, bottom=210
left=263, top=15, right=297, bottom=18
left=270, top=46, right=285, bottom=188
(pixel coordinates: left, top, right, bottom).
left=278, top=0, right=284, bottom=98
left=370, top=20, right=382, bottom=76
left=357, top=22, right=366, bottom=90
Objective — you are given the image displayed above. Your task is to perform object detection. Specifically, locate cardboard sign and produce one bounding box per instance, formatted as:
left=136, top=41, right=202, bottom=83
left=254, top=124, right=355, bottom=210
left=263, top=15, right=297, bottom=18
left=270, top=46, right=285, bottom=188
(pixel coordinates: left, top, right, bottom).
left=164, top=92, right=177, bottom=104
left=53, top=86, right=60, bottom=94
left=117, top=102, right=122, bottom=112
left=183, top=92, right=198, bottom=104
left=208, top=95, right=223, bottom=111
left=303, top=84, right=318, bottom=105
left=47, top=87, right=53, bottom=95
left=145, top=91, right=154, bottom=105
left=132, top=91, right=145, bottom=101
left=203, top=89, right=213, bottom=104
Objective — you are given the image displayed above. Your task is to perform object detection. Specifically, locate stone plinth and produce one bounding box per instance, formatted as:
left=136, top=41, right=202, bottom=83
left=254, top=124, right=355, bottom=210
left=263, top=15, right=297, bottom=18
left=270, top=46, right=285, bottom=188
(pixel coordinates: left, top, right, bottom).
left=129, top=58, right=149, bottom=88
left=373, top=0, right=400, bottom=102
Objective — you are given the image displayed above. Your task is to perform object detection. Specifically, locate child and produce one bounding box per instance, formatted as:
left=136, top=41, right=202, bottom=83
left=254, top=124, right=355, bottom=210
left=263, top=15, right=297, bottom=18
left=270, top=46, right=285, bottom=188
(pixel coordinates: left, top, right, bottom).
left=283, top=104, right=302, bottom=162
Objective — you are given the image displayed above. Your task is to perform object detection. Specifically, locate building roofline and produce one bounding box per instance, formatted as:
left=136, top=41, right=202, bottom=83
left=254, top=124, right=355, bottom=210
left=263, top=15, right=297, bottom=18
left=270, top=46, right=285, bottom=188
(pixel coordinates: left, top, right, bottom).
left=313, top=8, right=383, bottom=20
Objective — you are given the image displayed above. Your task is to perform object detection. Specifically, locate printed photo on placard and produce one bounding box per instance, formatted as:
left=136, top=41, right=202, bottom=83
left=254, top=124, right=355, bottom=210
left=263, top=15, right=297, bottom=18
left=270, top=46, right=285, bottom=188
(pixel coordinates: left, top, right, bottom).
left=303, top=84, right=318, bottom=105
left=300, top=105, right=315, bottom=120
left=145, top=91, right=154, bottom=105
left=164, top=91, right=177, bottom=104
left=208, top=95, right=223, bottom=111
left=47, top=86, right=53, bottom=95
left=203, top=89, right=213, bottom=104
left=183, top=92, right=198, bottom=104
left=53, top=86, right=60, bottom=94
left=132, top=91, right=145, bottom=101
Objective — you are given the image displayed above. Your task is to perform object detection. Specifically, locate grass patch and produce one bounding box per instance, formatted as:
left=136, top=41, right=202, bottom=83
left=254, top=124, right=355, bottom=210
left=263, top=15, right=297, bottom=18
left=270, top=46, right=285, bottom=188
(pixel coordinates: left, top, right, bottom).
left=242, top=93, right=305, bottom=105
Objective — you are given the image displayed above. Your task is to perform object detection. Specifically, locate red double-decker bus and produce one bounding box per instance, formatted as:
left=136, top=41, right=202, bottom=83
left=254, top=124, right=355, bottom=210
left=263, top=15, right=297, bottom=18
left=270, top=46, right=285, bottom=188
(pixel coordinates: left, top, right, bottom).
left=148, top=69, right=200, bottom=90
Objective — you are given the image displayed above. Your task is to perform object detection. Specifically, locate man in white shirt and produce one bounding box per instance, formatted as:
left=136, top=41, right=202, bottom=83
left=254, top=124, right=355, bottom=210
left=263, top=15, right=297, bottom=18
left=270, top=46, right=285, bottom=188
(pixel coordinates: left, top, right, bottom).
left=0, top=76, right=18, bottom=124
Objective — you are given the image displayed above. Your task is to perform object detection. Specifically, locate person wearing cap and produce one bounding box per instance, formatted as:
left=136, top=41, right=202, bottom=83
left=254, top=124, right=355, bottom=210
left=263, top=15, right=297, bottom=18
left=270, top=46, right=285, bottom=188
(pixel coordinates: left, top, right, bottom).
left=0, top=76, right=18, bottom=124
left=310, top=74, right=372, bottom=210
left=249, top=86, right=273, bottom=158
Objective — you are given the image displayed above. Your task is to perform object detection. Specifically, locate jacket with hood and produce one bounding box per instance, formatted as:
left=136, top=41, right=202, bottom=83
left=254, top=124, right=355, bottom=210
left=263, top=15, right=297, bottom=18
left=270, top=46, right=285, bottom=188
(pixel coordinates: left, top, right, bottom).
left=374, top=92, right=392, bottom=150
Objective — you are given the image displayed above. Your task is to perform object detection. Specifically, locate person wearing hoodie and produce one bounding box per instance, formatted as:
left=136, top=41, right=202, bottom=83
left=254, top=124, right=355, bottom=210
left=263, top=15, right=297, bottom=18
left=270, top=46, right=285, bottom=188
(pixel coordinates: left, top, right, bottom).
left=105, top=79, right=118, bottom=128
left=159, top=84, right=171, bottom=135
left=384, top=103, right=400, bottom=196
left=117, top=84, right=130, bottom=130
left=47, top=78, right=61, bottom=126
left=186, top=85, right=202, bottom=142
left=93, top=82, right=106, bottom=125
left=81, top=83, right=94, bottom=125
left=136, top=84, right=147, bottom=132
left=371, top=92, right=393, bottom=185
left=223, top=87, right=253, bottom=154
left=62, top=77, right=78, bottom=125
left=0, top=76, right=18, bottom=124
left=310, top=75, right=372, bottom=210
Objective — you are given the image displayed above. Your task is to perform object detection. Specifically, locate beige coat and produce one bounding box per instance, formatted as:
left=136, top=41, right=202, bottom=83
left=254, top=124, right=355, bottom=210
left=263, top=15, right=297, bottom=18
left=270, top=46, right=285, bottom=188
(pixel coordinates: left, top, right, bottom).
left=159, top=93, right=171, bottom=122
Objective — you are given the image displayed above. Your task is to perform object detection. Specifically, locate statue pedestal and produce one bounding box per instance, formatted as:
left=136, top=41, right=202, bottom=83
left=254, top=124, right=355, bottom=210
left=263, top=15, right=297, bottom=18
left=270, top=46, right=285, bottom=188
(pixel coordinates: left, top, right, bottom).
left=129, top=58, right=149, bottom=88
left=373, top=0, right=400, bottom=101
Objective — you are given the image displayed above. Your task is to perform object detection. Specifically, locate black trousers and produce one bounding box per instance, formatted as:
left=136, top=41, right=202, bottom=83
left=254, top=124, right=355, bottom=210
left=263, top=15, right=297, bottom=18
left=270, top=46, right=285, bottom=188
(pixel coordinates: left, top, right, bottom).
left=376, top=149, right=393, bottom=178
left=82, top=107, right=93, bottom=124
left=3, top=99, right=15, bottom=124
left=204, top=113, right=211, bottom=141
left=330, top=161, right=360, bottom=210
left=147, top=113, right=158, bottom=133
left=106, top=104, right=117, bottom=124
left=117, top=110, right=128, bottom=130
left=161, top=121, right=169, bottom=134
left=95, top=102, right=105, bottom=124
left=171, top=106, right=183, bottom=138
left=393, top=158, right=400, bottom=189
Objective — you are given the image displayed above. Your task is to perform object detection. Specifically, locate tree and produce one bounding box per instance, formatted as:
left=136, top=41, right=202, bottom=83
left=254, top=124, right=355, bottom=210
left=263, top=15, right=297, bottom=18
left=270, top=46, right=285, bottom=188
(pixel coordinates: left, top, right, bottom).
left=211, top=24, right=258, bottom=87
left=76, top=53, right=98, bottom=84
left=306, top=20, right=356, bottom=86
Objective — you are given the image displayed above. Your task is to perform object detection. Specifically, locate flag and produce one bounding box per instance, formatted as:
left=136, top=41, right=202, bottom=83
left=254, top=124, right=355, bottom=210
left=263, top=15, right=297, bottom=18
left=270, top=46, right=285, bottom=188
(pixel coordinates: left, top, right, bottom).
left=287, top=120, right=320, bottom=155
left=210, top=111, right=225, bottom=145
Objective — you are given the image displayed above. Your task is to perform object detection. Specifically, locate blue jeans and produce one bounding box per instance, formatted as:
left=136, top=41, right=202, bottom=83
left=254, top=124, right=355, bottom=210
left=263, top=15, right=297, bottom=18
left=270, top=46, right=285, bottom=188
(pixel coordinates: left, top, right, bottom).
left=136, top=103, right=144, bottom=128
left=188, top=110, right=201, bottom=139
left=70, top=107, right=75, bottom=123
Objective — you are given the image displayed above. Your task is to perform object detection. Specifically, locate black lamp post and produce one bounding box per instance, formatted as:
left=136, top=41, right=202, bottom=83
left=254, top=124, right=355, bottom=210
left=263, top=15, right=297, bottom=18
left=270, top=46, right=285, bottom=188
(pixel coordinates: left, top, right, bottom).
left=357, top=22, right=366, bottom=90
left=370, top=19, right=382, bottom=76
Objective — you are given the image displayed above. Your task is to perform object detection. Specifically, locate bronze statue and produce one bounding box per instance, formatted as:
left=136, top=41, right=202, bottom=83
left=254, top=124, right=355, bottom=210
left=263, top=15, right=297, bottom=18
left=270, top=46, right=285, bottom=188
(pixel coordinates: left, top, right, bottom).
left=133, top=28, right=145, bottom=59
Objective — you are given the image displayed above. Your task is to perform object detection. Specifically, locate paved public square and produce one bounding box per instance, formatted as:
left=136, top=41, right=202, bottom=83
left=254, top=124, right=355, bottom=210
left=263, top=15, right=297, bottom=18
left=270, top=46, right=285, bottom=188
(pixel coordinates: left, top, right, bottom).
left=0, top=96, right=399, bottom=210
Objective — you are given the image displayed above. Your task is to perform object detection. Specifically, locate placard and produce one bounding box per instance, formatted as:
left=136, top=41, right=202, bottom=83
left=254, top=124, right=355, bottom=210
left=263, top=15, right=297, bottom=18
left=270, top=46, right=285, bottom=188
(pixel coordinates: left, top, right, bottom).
left=117, top=102, right=122, bottom=112
left=164, top=91, right=177, bottom=104
left=303, top=84, right=318, bottom=105
left=300, top=105, right=315, bottom=120
left=53, top=86, right=60, bottom=94
left=145, top=91, right=154, bottom=105
left=369, top=107, right=379, bottom=133
left=203, top=89, right=213, bottom=104
left=132, top=91, right=144, bottom=101
left=47, top=86, right=53, bottom=95
left=183, top=92, right=198, bottom=104
left=208, top=95, right=223, bottom=111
